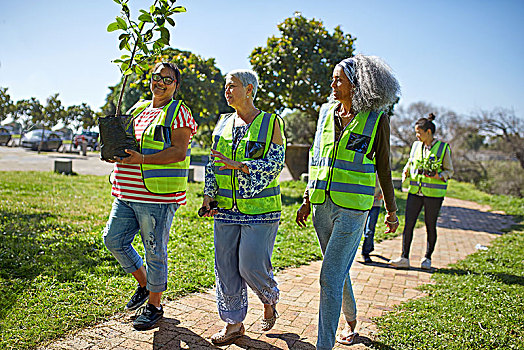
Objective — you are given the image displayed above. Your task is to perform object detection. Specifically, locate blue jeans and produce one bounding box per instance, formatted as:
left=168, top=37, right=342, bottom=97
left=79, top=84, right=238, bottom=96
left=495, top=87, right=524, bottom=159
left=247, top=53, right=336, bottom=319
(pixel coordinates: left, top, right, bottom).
left=214, top=220, right=280, bottom=324
left=362, top=206, right=381, bottom=256
left=312, top=196, right=368, bottom=350
left=103, top=198, right=179, bottom=293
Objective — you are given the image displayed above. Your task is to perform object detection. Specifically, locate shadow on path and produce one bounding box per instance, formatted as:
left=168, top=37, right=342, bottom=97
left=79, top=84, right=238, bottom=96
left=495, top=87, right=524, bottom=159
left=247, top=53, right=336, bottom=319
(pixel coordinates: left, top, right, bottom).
left=152, top=318, right=214, bottom=349
left=438, top=206, right=512, bottom=234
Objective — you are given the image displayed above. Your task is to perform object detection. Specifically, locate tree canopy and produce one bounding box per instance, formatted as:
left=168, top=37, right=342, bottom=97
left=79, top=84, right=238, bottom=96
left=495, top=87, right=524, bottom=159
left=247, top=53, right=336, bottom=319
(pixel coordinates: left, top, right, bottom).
left=0, top=87, right=16, bottom=123
left=250, top=12, right=356, bottom=143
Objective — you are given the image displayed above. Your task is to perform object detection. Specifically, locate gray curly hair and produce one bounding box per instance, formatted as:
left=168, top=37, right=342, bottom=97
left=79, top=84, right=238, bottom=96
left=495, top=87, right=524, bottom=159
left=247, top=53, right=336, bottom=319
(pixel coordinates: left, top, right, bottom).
left=329, top=54, right=401, bottom=112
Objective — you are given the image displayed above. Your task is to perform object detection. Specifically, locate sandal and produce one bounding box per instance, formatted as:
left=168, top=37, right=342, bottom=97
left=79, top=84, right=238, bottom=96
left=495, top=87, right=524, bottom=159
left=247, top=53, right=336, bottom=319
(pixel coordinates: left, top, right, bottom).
left=261, top=304, right=278, bottom=331
left=336, top=330, right=358, bottom=345
left=210, top=323, right=245, bottom=346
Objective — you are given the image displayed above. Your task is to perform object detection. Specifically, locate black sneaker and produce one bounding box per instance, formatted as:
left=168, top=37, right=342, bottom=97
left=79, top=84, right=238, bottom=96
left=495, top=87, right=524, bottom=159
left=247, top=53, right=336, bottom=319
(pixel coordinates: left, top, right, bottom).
left=133, top=303, right=164, bottom=330
left=363, top=254, right=373, bottom=264
left=126, top=285, right=149, bottom=311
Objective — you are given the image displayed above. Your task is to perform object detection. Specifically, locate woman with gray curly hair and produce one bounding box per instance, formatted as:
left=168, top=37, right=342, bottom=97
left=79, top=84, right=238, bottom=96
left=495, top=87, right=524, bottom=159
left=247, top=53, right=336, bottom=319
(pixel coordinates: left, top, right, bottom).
left=295, top=54, right=400, bottom=348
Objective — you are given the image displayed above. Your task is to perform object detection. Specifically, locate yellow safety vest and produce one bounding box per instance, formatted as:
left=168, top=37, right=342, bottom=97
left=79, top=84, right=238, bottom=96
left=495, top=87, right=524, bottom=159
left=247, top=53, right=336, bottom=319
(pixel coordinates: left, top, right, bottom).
left=309, top=103, right=382, bottom=210
left=129, top=99, right=191, bottom=194
left=408, top=140, right=449, bottom=198
left=212, top=111, right=285, bottom=215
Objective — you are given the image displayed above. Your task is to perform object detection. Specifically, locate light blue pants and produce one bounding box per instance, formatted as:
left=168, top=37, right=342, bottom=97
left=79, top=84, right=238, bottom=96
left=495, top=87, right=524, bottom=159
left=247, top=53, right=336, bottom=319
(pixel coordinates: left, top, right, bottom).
left=214, top=220, right=280, bottom=324
left=312, top=197, right=368, bottom=350
left=103, top=198, right=179, bottom=293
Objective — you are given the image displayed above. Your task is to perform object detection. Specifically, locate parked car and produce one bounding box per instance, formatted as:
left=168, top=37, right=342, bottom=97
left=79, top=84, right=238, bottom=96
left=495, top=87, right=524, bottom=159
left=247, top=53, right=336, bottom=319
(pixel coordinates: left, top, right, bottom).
left=74, top=131, right=99, bottom=150
left=21, top=129, right=62, bottom=151
left=0, top=127, right=11, bottom=146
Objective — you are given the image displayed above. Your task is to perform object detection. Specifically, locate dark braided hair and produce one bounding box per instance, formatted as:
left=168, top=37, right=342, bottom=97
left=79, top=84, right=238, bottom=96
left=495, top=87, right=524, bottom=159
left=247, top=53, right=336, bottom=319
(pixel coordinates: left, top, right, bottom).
left=415, top=112, right=436, bottom=134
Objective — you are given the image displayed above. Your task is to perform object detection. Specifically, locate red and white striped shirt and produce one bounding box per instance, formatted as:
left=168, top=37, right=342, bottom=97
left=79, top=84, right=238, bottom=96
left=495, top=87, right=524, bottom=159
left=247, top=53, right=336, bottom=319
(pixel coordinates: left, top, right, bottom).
left=111, top=104, right=197, bottom=204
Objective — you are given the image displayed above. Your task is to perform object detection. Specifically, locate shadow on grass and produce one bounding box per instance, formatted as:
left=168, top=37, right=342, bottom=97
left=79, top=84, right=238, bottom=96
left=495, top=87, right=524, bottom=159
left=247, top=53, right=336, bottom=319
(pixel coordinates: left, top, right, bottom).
left=437, top=267, right=524, bottom=287
left=0, top=209, right=123, bottom=320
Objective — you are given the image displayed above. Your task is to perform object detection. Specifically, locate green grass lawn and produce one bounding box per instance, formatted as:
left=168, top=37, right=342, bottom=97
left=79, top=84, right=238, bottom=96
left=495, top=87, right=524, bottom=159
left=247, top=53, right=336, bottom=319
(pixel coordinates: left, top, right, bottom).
left=374, top=230, right=524, bottom=350
left=2, top=171, right=514, bottom=349
left=373, top=180, right=524, bottom=350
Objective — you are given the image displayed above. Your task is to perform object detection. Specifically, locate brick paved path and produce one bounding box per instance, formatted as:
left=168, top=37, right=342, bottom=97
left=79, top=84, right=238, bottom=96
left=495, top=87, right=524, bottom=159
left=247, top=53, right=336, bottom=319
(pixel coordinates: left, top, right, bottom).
left=43, top=197, right=514, bottom=350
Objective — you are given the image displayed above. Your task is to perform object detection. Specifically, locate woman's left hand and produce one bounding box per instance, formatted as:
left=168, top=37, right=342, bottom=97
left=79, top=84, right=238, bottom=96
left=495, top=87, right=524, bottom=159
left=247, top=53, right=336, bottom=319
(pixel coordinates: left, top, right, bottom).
left=211, top=149, right=244, bottom=170
left=384, top=212, right=399, bottom=234
left=114, top=149, right=142, bottom=164
left=425, top=173, right=443, bottom=180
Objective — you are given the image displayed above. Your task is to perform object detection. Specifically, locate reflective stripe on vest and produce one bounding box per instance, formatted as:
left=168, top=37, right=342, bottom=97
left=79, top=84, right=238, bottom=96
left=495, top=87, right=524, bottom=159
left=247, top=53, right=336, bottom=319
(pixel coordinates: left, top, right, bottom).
left=212, top=111, right=285, bottom=215
left=130, top=99, right=192, bottom=194
left=308, top=103, right=381, bottom=210
left=408, top=140, right=449, bottom=198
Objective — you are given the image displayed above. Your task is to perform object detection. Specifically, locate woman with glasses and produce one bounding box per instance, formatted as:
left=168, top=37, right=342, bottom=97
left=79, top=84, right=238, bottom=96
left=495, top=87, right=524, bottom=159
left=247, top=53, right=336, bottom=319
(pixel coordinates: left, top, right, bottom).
left=103, top=62, right=197, bottom=331
left=200, top=69, right=285, bottom=346
left=295, top=54, right=400, bottom=348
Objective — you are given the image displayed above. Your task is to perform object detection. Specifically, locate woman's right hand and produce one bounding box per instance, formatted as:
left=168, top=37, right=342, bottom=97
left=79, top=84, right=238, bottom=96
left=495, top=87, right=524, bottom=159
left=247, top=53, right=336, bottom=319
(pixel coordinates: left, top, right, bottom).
left=201, top=195, right=218, bottom=217
left=295, top=201, right=311, bottom=228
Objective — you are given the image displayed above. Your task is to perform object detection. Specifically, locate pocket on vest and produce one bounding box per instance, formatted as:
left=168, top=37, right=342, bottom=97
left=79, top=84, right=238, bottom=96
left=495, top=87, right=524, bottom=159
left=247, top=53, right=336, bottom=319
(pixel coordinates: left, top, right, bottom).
left=245, top=141, right=265, bottom=159
left=345, top=133, right=371, bottom=153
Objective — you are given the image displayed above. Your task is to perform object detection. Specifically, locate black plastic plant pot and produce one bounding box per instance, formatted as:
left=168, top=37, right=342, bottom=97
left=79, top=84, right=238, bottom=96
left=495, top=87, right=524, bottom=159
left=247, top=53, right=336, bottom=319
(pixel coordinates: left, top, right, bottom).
left=98, top=114, right=138, bottom=161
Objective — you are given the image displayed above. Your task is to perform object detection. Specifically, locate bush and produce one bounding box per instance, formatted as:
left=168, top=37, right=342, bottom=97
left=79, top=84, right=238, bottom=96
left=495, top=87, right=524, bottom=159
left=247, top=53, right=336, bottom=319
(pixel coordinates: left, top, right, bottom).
left=477, top=160, right=524, bottom=198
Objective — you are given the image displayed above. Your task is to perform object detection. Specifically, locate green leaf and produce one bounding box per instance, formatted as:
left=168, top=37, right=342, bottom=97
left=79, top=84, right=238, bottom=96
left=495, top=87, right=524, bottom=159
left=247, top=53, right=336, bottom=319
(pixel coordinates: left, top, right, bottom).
left=118, top=35, right=130, bottom=50
left=159, top=27, right=170, bottom=43
left=121, top=4, right=130, bottom=17
left=107, top=22, right=119, bottom=32
left=138, top=13, right=153, bottom=22
left=112, top=0, right=121, bottom=4
left=118, top=33, right=129, bottom=40
left=138, top=41, right=150, bottom=54
left=153, top=41, right=162, bottom=53
left=134, top=65, right=143, bottom=75
left=116, top=17, right=127, bottom=30
left=166, top=17, right=175, bottom=26
left=172, top=6, right=186, bottom=13
left=144, top=29, right=153, bottom=42
left=123, top=68, right=134, bottom=76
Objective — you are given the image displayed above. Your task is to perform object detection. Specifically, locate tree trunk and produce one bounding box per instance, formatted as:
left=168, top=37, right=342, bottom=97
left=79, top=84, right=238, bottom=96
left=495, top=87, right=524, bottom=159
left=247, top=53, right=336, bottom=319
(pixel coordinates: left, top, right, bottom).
left=516, top=150, right=524, bottom=170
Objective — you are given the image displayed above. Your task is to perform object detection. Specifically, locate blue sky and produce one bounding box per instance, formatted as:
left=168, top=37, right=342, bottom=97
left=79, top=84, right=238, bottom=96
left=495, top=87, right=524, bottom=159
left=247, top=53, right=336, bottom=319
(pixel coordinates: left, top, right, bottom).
left=1, top=0, right=523, bottom=117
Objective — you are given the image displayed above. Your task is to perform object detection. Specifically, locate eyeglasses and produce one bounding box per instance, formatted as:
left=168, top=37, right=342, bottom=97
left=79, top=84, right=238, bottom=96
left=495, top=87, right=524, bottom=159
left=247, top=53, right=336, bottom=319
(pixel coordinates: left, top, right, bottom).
left=151, top=73, right=175, bottom=85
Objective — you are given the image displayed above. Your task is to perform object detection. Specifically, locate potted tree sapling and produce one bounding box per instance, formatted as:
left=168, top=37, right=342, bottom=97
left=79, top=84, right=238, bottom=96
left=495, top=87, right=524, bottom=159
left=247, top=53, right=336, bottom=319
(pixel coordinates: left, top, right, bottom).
left=98, top=0, right=186, bottom=161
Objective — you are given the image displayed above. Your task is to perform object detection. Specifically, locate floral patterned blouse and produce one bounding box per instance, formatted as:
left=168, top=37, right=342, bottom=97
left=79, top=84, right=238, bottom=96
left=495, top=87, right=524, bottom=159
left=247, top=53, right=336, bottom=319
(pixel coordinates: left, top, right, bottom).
left=204, top=124, right=285, bottom=223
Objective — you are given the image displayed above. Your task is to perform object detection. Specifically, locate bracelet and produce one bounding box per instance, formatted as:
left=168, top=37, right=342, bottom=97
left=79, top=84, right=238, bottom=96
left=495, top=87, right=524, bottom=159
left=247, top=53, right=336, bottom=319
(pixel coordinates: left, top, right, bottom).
left=386, top=218, right=399, bottom=224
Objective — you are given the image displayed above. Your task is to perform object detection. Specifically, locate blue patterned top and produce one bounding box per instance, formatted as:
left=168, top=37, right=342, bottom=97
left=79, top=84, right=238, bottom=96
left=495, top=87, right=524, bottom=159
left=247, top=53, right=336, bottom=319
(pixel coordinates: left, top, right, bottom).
left=204, top=124, right=285, bottom=223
